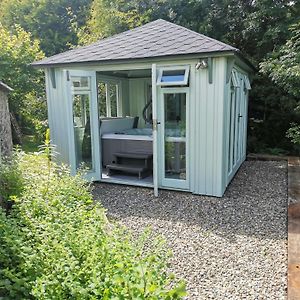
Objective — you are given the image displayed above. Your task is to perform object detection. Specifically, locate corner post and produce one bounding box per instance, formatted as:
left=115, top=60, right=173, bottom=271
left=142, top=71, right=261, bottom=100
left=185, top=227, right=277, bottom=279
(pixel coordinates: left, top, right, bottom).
left=152, top=64, right=159, bottom=197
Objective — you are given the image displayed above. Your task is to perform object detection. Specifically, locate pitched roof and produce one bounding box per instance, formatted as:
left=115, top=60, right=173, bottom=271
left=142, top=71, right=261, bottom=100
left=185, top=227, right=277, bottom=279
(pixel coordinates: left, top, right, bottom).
left=0, top=81, right=13, bottom=93
left=32, top=19, right=239, bottom=67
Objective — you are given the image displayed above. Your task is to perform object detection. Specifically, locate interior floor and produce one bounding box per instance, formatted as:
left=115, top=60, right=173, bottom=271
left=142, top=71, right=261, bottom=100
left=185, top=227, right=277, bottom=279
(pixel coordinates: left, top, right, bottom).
left=101, top=168, right=153, bottom=184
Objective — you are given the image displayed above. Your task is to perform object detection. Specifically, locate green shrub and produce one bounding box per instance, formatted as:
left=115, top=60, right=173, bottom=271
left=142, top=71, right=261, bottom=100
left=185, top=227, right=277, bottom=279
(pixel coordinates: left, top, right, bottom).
left=0, top=155, right=24, bottom=212
left=0, top=152, right=185, bottom=299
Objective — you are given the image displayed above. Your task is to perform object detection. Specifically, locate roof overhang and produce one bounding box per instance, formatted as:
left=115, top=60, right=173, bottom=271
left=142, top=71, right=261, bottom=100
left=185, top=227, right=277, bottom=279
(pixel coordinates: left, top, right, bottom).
left=32, top=49, right=255, bottom=72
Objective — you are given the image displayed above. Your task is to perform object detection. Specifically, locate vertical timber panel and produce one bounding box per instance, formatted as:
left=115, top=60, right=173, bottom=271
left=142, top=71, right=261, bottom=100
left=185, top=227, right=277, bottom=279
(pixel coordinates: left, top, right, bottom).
left=193, top=57, right=227, bottom=196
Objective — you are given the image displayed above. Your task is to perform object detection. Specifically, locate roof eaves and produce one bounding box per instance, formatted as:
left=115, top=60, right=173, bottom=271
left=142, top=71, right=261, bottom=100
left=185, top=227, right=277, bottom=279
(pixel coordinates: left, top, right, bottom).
left=234, top=52, right=257, bottom=72
left=31, top=49, right=239, bottom=69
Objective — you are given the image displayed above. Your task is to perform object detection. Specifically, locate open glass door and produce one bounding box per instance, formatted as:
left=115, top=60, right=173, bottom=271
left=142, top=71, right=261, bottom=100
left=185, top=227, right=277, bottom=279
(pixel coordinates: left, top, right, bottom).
left=67, top=70, right=100, bottom=181
left=158, top=88, right=189, bottom=190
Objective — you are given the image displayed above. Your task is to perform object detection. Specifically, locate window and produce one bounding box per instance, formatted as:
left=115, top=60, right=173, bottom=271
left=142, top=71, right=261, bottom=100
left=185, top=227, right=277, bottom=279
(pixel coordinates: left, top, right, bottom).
left=157, top=66, right=189, bottom=86
left=98, top=82, right=107, bottom=117
left=243, top=75, right=251, bottom=90
left=231, top=70, right=239, bottom=88
left=72, top=93, right=93, bottom=171
left=97, top=80, right=121, bottom=118
left=71, top=76, right=90, bottom=90
left=70, top=76, right=93, bottom=171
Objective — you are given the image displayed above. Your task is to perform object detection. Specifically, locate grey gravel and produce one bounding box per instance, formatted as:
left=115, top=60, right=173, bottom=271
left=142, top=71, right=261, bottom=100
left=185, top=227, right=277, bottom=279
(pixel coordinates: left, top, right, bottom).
left=92, top=161, right=287, bottom=299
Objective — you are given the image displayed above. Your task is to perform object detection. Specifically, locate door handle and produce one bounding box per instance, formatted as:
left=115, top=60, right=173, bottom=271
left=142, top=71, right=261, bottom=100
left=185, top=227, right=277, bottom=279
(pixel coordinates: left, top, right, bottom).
left=153, top=119, right=160, bottom=130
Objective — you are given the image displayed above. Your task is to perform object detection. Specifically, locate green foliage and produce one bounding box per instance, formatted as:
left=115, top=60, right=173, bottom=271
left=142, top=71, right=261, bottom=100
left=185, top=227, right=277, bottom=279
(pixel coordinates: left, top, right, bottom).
left=0, top=152, right=185, bottom=299
left=0, top=24, right=46, bottom=140
left=0, top=156, right=24, bottom=211
left=260, top=21, right=300, bottom=98
left=0, top=0, right=92, bottom=56
left=21, top=135, right=40, bottom=153
left=287, top=123, right=300, bottom=146
left=260, top=21, right=300, bottom=149
left=78, top=0, right=150, bottom=44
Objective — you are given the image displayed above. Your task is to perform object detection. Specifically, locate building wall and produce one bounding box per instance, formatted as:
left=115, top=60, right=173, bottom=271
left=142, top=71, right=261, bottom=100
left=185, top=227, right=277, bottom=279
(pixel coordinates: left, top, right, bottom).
left=128, top=78, right=151, bottom=128
left=191, top=57, right=228, bottom=197
left=223, top=64, right=250, bottom=189
left=45, top=68, right=71, bottom=165
left=0, top=89, right=13, bottom=158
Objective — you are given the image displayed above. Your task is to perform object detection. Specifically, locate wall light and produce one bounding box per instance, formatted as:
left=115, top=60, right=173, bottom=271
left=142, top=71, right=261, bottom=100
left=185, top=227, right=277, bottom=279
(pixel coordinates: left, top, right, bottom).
left=196, top=59, right=208, bottom=70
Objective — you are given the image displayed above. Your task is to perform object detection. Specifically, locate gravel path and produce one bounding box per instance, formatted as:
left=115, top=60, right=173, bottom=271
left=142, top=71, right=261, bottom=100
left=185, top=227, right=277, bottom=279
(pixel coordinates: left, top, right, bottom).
left=93, top=161, right=287, bottom=299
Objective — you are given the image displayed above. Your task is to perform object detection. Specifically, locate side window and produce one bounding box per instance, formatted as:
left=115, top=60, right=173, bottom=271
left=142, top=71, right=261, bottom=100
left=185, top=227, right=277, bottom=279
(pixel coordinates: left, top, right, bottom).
left=97, top=80, right=121, bottom=117
left=71, top=76, right=93, bottom=170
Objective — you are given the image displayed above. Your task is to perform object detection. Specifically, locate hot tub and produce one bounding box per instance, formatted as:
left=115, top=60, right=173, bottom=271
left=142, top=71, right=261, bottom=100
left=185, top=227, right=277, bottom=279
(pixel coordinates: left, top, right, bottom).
left=101, top=128, right=153, bottom=167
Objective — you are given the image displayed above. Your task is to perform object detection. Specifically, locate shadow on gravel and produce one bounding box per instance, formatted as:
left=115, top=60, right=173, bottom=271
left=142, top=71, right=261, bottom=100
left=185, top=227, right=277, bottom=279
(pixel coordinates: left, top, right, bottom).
left=92, top=161, right=287, bottom=241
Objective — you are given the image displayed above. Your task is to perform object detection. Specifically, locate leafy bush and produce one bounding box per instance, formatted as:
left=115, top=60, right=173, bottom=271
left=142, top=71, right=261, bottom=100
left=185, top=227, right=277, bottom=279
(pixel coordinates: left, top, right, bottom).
left=287, top=123, right=300, bottom=153
left=0, top=156, right=24, bottom=212
left=0, top=152, right=185, bottom=299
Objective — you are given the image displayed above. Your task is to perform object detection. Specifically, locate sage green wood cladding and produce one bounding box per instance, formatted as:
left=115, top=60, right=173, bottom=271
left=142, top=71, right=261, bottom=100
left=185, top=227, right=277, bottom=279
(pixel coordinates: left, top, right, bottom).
left=44, top=54, right=251, bottom=197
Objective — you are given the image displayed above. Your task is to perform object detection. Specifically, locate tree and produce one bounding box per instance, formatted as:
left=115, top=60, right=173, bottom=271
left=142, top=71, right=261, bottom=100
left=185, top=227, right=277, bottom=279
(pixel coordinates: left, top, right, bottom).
left=0, top=24, right=46, bottom=140
left=0, top=0, right=92, bottom=56
left=261, top=21, right=300, bottom=97
left=261, top=21, right=300, bottom=149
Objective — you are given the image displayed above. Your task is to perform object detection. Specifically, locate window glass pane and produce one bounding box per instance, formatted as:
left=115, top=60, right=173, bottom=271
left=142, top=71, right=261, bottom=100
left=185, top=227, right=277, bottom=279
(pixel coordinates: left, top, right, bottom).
left=109, top=84, right=118, bottom=117
left=72, top=76, right=90, bottom=89
left=161, top=70, right=185, bottom=83
left=164, top=93, right=186, bottom=180
left=98, top=82, right=107, bottom=117
left=165, top=141, right=186, bottom=180
left=165, top=93, right=186, bottom=137
left=73, top=94, right=93, bottom=171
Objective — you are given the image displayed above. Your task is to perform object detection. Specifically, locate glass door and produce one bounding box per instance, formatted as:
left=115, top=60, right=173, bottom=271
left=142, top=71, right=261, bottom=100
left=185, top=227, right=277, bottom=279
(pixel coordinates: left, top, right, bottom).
left=67, top=70, right=100, bottom=181
left=158, top=88, right=189, bottom=190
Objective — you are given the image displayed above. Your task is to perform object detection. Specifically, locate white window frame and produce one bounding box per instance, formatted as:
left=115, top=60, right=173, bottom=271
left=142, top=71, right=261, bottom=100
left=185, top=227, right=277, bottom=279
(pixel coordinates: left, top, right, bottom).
left=231, top=70, right=239, bottom=88
left=71, top=76, right=91, bottom=91
left=156, top=65, right=190, bottom=86
left=243, top=74, right=251, bottom=90
left=97, top=78, right=122, bottom=118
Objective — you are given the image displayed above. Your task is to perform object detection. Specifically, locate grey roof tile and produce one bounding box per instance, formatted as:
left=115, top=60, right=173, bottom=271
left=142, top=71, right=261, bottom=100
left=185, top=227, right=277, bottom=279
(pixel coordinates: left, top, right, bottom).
left=32, top=19, right=239, bottom=66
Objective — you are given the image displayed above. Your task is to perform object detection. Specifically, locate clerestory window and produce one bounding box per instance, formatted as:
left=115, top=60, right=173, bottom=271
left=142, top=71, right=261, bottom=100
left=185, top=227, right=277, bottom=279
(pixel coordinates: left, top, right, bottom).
left=157, top=66, right=189, bottom=86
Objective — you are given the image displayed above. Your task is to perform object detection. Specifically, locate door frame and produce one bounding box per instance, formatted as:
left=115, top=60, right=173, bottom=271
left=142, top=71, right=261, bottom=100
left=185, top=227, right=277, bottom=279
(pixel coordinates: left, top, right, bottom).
left=157, top=87, right=190, bottom=190
left=66, top=69, right=101, bottom=181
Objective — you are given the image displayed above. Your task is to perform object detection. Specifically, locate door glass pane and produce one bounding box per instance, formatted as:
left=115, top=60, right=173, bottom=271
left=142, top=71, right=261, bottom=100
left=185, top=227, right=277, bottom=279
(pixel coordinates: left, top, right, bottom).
left=109, top=84, right=118, bottom=117
left=164, top=93, right=186, bottom=180
left=98, top=82, right=107, bottom=117
left=73, top=93, right=93, bottom=171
